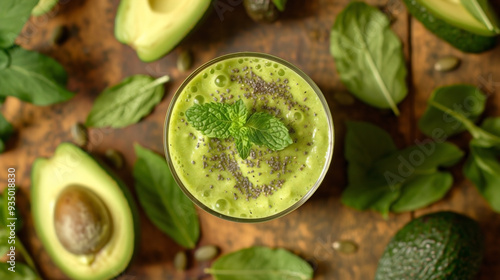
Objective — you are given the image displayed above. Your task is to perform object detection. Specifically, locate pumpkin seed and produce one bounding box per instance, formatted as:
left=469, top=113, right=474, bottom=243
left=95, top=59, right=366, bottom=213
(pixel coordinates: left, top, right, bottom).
left=332, top=240, right=358, bottom=254
left=105, top=149, right=124, bottom=169
left=333, top=91, right=355, bottom=106
left=70, top=123, right=88, bottom=147
left=174, top=251, right=187, bottom=271
left=50, top=25, right=69, bottom=46
left=434, top=56, right=460, bottom=72
left=177, top=50, right=193, bottom=72
left=194, top=245, right=218, bottom=262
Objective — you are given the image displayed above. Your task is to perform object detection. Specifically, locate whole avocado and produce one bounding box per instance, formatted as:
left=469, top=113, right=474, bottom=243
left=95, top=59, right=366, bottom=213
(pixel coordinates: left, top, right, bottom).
left=376, top=211, right=484, bottom=280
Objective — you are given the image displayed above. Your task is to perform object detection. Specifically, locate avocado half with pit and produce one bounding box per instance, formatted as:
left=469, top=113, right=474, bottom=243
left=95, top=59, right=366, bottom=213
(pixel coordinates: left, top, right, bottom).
left=31, top=143, right=139, bottom=280
left=115, top=0, right=212, bottom=62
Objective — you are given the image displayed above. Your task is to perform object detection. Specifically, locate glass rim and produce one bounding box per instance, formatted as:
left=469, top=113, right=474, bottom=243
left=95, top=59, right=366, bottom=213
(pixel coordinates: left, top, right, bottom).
left=164, top=52, right=334, bottom=223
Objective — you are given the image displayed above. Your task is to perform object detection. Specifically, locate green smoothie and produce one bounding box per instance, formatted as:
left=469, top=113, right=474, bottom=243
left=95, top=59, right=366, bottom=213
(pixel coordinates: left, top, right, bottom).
left=166, top=53, right=333, bottom=220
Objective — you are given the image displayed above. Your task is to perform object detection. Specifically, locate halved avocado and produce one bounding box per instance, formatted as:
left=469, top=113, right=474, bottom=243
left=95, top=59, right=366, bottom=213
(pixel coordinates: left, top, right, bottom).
left=115, top=0, right=211, bottom=62
left=31, top=143, right=139, bottom=280
left=32, top=0, right=58, bottom=16
left=404, top=0, right=498, bottom=53
left=417, top=0, right=497, bottom=36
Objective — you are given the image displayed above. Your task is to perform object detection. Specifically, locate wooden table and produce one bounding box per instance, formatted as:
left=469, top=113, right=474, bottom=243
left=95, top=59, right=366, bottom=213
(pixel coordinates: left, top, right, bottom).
left=1, top=0, right=499, bottom=279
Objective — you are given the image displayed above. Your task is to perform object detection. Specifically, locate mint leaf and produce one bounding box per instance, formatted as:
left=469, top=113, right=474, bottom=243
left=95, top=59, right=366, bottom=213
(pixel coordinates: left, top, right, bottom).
left=186, top=102, right=233, bottom=139
left=186, top=100, right=293, bottom=158
left=246, top=112, right=293, bottom=150
left=234, top=127, right=252, bottom=159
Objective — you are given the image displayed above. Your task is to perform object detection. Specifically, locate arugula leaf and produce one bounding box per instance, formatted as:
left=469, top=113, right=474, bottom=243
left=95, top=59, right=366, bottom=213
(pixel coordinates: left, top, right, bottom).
left=464, top=118, right=500, bottom=212
left=342, top=122, right=464, bottom=217
left=0, top=46, right=74, bottom=105
left=186, top=100, right=293, bottom=159
left=206, top=246, right=313, bottom=280
left=418, top=85, right=487, bottom=139
left=86, top=75, right=169, bottom=128
left=330, top=2, right=408, bottom=116
left=0, top=263, right=36, bottom=280
left=0, top=114, right=13, bottom=153
left=460, top=0, right=500, bottom=34
left=0, top=0, right=38, bottom=49
left=0, top=50, right=9, bottom=70
left=272, top=0, right=287, bottom=12
left=133, top=144, right=199, bottom=248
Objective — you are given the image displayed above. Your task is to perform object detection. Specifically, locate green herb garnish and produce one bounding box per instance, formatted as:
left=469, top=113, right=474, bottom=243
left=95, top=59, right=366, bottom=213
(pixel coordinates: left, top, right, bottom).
left=330, top=2, right=408, bottom=116
left=419, top=85, right=500, bottom=212
left=133, top=144, right=200, bottom=248
left=342, top=121, right=464, bottom=218
left=186, top=99, right=293, bottom=159
left=205, top=246, right=313, bottom=280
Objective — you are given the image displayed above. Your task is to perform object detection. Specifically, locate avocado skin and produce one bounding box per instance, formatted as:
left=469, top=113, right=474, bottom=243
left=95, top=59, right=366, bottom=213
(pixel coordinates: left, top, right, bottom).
left=375, top=211, right=484, bottom=280
left=403, top=0, right=497, bottom=53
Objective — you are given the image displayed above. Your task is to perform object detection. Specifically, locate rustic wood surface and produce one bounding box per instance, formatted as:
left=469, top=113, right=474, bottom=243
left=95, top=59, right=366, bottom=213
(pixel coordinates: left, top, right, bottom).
left=0, top=0, right=499, bottom=279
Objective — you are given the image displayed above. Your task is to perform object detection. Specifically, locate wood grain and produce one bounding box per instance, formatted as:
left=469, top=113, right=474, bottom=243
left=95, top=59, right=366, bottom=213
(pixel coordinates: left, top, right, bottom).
left=0, top=0, right=498, bottom=279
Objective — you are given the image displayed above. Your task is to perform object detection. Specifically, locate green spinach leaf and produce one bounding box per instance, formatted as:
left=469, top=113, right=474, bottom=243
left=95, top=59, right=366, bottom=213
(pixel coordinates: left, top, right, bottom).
left=342, top=122, right=463, bottom=217
left=0, top=263, right=36, bottom=280
left=272, top=0, right=287, bottom=12
left=133, top=144, right=199, bottom=249
left=86, top=75, right=169, bottom=128
left=206, top=246, right=313, bottom=280
left=0, top=46, right=74, bottom=105
left=0, top=114, right=13, bottom=153
left=418, top=85, right=487, bottom=139
left=0, top=0, right=38, bottom=49
left=464, top=118, right=500, bottom=212
left=330, top=2, right=408, bottom=115
left=460, top=0, right=500, bottom=34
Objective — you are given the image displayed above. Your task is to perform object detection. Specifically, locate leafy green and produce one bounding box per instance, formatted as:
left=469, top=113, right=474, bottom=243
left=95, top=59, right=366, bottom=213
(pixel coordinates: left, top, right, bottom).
left=464, top=118, right=500, bottom=212
left=0, top=0, right=38, bottom=49
left=206, top=246, right=313, bottom=280
left=330, top=2, right=407, bottom=116
left=272, top=0, right=287, bottom=12
left=418, top=85, right=487, bottom=139
left=0, top=114, right=13, bottom=153
left=342, top=121, right=464, bottom=217
left=419, top=86, right=500, bottom=213
left=0, top=46, right=74, bottom=105
left=86, top=75, right=169, bottom=128
left=0, top=263, right=36, bottom=280
left=460, top=0, right=500, bottom=34
left=133, top=144, right=199, bottom=248
left=186, top=100, right=293, bottom=159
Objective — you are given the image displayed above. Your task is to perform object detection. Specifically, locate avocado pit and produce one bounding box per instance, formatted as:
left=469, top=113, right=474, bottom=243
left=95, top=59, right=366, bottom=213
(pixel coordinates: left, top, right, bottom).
left=54, top=185, right=112, bottom=255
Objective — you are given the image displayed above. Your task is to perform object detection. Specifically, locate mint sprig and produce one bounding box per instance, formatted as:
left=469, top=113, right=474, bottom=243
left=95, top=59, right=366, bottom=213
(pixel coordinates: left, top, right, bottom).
left=186, top=100, right=293, bottom=159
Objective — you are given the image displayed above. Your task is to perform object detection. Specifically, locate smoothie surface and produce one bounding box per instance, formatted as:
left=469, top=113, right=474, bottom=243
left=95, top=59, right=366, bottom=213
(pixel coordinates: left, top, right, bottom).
left=167, top=55, right=332, bottom=219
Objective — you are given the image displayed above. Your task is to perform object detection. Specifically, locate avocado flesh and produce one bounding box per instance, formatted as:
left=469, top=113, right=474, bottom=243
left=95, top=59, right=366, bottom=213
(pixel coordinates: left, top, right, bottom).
left=31, top=143, right=138, bottom=280
left=404, top=0, right=497, bottom=53
left=115, top=0, right=211, bottom=62
left=418, top=0, right=497, bottom=36
left=375, top=211, right=484, bottom=280
left=32, top=0, right=58, bottom=16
